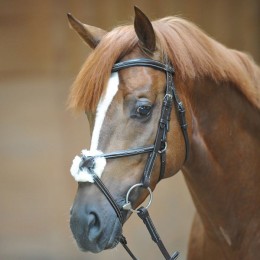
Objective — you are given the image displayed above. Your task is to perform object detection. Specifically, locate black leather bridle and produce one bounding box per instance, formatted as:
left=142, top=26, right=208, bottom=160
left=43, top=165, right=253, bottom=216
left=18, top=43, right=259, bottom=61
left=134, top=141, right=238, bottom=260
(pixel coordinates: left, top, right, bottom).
left=79, top=58, right=189, bottom=260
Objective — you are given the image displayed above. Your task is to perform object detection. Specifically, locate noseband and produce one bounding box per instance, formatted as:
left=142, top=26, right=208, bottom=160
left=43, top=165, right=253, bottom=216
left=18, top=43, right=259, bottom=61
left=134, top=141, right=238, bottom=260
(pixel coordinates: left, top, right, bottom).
left=79, top=58, right=189, bottom=260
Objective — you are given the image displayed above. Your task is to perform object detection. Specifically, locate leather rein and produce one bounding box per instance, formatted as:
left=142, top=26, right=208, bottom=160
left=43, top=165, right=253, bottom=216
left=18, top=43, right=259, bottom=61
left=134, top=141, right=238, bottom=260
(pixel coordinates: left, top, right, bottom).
left=79, top=58, right=189, bottom=260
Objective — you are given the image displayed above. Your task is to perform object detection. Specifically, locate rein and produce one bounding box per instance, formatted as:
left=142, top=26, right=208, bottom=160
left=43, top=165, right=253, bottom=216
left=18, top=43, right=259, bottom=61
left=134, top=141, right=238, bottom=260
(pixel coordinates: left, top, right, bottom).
left=79, top=58, right=189, bottom=259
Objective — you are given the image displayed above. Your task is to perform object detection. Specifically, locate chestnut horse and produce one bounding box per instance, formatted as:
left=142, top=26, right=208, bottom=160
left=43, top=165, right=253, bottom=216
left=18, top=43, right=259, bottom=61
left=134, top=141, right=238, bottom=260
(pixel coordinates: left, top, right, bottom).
left=68, top=7, right=260, bottom=259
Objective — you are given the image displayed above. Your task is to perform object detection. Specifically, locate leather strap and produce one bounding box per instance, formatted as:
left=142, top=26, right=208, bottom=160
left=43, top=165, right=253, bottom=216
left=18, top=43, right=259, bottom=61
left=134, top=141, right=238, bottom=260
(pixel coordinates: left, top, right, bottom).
left=112, top=58, right=174, bottom=74
left=120, top=235, right=139, bottom=260
left=142, top=72, right=174, bottom=187
left=97, top=145, right=154, bottom=160
left=159, top=150, right=167, bottom=182
left=87, top=167, right=138, bottom=259
left=137, top=207, right=179, bottom=260
left=88, top=165, right=124, bottom=223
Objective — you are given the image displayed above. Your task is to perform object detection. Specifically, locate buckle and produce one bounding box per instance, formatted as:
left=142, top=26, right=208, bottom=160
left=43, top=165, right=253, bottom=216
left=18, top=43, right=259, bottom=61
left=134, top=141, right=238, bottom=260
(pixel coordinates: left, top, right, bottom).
left=158, top=142, right=167, bottom=154
left=164, top=93, right=173, bottom=101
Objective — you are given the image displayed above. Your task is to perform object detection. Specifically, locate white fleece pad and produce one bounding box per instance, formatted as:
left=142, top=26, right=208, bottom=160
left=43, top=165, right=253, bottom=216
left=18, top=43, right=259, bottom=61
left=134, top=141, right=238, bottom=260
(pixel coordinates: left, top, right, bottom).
left=70, top=73, right=118, bottom=183
left=70, top=150, right=106, bottom=183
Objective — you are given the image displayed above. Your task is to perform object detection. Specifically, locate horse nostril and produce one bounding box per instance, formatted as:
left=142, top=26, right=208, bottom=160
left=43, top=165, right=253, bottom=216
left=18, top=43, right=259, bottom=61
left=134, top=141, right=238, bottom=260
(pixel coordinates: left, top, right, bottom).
left=87, top=212, right=101, bottom=242
left=87, top=212, right=96, bottom=226
left=70, top=206, right=103, bottom=247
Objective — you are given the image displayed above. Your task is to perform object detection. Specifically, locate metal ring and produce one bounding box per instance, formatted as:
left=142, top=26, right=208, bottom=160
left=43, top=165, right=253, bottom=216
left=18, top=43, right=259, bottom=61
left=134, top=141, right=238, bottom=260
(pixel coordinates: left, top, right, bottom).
left=124, top=183, right=153, bottom=213
left=158, top=142, right=167, bottom=154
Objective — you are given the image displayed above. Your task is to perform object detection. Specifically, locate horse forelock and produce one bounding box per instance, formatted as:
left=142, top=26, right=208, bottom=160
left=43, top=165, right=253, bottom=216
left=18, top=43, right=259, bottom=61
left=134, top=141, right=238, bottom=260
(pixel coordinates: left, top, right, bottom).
left=68, top=26, right=138, bottom=112
left=68, top=17, right=260, bottom=112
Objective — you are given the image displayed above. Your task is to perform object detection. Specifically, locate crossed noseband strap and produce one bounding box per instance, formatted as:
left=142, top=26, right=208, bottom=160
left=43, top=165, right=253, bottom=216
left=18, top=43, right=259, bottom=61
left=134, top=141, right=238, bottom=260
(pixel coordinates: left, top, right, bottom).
left=79, top=58, right=189, bottom=260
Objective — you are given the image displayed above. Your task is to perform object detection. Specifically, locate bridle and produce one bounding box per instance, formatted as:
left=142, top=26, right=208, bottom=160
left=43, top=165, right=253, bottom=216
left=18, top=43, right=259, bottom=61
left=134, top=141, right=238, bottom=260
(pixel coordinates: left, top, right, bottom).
left=79, top=58, right=189, bottom=260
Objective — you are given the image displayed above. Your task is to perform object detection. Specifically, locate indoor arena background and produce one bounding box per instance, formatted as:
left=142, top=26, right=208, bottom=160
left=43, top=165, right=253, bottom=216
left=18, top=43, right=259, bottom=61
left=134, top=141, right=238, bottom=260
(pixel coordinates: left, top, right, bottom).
left=0, top=1, right=259, bottom=259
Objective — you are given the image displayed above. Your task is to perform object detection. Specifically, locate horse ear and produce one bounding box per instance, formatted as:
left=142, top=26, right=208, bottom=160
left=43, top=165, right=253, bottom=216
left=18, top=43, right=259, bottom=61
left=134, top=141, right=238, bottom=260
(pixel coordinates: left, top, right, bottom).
left=134, top=6, right=156, bottom=53
left=67, top=13, right=107, bottom=49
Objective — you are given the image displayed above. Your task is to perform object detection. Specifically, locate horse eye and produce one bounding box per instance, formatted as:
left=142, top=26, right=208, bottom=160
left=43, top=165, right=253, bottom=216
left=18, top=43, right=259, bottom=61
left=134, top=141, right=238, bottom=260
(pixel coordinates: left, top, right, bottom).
left=130, top=98, right=153, bottom=119
left=136, top=105, right=152, bottom=116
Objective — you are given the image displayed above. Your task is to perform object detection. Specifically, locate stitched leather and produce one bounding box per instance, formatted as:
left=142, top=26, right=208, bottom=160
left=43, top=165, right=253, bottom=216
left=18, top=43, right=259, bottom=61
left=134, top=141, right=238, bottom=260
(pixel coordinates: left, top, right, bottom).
left=98, top=145, right=154, bottom=159
left=137, top=207, right=179, bottom=260
left=112, top=58, right=174, bottom=74
left=89, top=169, right=138, bottom=259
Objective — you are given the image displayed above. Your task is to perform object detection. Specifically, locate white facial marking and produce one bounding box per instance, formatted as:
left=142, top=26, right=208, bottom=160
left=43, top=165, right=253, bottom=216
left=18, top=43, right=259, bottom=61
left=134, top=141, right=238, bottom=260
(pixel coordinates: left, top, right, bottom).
left=90, top=72, right=119, bottom=151
left=70, top=73, right=119, bottom=183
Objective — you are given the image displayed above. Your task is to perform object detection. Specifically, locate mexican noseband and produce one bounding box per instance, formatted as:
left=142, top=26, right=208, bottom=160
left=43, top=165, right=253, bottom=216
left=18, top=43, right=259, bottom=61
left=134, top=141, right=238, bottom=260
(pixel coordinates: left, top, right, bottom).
left=73, top=58, right=189, bottom=260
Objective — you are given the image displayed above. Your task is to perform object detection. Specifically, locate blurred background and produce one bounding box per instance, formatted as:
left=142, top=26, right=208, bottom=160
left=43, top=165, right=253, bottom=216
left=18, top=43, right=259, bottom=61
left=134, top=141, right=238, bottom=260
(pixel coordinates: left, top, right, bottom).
left=0, top=0, right=259, bottom=259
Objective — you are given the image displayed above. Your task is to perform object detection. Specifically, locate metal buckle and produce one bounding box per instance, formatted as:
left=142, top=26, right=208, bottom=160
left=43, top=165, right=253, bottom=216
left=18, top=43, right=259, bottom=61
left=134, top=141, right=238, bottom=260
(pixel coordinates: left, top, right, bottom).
left=123, top=183, right=153, bottom=213
left=164, top=93, right=173, bottom=101
left=158, top=142, right=167, bottom=154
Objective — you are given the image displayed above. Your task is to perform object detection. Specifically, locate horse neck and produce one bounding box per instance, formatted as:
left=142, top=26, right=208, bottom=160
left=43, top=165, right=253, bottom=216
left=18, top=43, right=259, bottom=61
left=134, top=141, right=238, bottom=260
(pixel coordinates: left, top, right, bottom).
left=182, top=78, right=260, bottom=249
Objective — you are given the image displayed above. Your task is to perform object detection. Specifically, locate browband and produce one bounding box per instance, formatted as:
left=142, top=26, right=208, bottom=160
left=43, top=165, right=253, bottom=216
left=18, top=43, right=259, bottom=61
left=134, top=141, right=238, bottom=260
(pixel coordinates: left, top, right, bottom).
left=112, top=58, right=175, bottom=74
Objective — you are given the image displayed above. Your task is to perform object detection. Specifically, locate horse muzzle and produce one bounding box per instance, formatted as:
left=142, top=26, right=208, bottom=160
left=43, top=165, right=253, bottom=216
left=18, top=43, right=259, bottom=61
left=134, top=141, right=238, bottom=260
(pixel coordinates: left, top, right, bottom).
left=70, top=206, right=122, bottom=252
left=69, top=183, right=123, bottom=253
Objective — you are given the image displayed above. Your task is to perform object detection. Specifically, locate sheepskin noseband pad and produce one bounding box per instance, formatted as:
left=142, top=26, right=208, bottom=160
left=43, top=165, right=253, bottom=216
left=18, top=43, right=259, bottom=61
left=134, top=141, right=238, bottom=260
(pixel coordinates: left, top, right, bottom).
left=70, top=150, right=106, bottom=183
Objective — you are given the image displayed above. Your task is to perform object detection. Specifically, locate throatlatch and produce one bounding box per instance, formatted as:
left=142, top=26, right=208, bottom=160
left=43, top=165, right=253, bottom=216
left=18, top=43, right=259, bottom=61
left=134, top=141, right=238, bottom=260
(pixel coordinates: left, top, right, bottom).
left=72, top=58, right=190, bottom=260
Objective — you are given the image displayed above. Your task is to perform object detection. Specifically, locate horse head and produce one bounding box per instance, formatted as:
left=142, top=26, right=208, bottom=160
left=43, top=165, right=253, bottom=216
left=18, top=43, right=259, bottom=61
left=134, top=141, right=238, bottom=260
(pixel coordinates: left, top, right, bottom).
left=68, top=7, right=189, bottom=253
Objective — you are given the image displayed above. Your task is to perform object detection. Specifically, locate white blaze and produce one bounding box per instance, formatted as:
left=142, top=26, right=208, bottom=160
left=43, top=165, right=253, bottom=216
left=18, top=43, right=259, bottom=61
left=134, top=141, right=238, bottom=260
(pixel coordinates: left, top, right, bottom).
left=70, top=72, right=119, bottom=182
left=90, top=72, right=119, bottom=150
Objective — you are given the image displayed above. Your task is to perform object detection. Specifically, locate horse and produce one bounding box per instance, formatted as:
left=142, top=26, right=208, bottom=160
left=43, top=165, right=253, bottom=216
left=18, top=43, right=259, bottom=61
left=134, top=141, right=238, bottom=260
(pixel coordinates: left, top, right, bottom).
left=67, top=6, right=260, bottom=259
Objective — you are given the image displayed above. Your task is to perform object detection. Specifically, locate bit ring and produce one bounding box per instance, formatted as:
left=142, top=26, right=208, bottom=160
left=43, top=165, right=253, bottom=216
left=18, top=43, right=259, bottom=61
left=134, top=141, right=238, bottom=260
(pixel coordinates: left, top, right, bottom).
left=123, top=183, right=153, bottom=213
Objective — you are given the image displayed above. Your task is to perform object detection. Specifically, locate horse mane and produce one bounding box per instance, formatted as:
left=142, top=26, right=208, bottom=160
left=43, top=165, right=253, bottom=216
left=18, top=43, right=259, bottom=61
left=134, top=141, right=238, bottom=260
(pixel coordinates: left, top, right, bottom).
left=69, top=17, right=260, bottom=111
